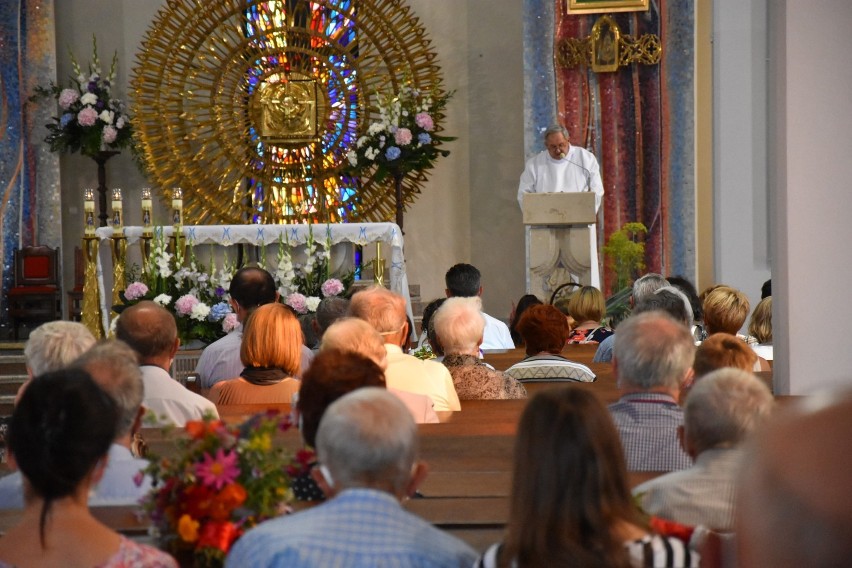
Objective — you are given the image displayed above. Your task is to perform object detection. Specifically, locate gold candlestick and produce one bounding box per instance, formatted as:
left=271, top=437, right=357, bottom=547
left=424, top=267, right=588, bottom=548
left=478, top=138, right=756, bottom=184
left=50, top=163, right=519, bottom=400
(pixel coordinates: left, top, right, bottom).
left=373, top=242, right=386, bottom=288
left=111, top=188, right=124, bottom=235
left=141, top=187, right=153, bottom=234
left=171, top=187, right=184, bottom=261
left=111, top=234, right=128, bottom=314
left=84, top=188, right=96, bottom=235
left=81, top=235, right=104, bottom=339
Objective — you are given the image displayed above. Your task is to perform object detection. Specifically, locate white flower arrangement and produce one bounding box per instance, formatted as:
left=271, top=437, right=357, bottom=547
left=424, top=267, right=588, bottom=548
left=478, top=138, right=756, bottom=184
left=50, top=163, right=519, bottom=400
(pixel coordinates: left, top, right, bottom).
left=343, top=83, right=453, bottom=184
left=30, top=35, right=133, bottom=157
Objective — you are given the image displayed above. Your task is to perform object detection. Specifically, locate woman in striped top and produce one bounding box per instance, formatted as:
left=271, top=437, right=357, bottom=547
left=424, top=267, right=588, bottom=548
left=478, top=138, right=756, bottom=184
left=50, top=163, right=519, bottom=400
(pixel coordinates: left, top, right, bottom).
left=476, top=388, right=699, bottom=568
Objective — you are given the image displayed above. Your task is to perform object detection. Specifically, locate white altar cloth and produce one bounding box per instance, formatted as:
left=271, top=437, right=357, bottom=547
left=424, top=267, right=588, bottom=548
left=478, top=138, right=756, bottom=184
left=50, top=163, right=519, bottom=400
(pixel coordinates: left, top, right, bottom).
left=93, top=223, right=410, bottom=333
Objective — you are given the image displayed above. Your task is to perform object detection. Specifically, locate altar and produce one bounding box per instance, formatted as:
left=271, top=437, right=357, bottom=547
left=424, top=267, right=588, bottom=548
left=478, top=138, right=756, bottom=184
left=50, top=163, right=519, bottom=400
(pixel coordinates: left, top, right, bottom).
left=89, top=223, right=411, bottom=336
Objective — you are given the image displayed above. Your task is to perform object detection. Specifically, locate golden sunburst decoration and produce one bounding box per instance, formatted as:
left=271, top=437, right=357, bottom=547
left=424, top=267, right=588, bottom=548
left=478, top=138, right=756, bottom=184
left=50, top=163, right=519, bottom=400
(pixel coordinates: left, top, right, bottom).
left=131, top=0, right=445, bottom=224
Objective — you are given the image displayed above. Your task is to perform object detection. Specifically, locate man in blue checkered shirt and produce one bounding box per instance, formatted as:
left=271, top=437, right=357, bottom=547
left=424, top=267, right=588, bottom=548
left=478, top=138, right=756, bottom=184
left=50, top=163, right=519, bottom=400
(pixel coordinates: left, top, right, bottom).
left=226, top=388, right=477, bottom=567
left=609, top=311, right=695, bottom=472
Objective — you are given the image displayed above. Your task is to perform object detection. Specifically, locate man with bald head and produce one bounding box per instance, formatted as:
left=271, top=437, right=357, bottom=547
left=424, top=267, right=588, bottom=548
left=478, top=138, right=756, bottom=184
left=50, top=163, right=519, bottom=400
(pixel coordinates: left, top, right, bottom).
left=320, top=317, right=439, bottom=423
left=738, top=393, right=852, bottom=567
left=116, top=300, right=218, bottom=426
left=349, top=286, right=460, bottom=411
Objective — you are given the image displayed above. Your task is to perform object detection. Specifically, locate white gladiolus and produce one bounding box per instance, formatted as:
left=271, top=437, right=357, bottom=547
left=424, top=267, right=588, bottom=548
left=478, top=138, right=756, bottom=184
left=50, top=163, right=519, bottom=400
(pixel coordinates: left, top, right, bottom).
left=99, top=110, right=115, bottom=124
left=80, top=92, right=98, bottom=106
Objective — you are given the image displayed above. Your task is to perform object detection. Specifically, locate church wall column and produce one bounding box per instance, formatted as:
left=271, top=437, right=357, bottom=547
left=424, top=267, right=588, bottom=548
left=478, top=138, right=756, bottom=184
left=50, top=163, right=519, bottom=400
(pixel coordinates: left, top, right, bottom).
left=769, top=0, right=852, bottom=394
left=712, top=0, right=771, bottom=316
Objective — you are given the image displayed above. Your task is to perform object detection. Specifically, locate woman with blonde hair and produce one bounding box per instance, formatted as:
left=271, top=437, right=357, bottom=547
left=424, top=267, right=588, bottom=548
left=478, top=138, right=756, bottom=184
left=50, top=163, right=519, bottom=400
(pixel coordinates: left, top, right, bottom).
left=701, top=285, right=750, bottom=337
left=477, top=388, right=697, bottom=567
left=749, top=297, right=773, bottom=361
left=209, top=302, right=302, bottom=405
left=565, top=285, right=613, bottom=344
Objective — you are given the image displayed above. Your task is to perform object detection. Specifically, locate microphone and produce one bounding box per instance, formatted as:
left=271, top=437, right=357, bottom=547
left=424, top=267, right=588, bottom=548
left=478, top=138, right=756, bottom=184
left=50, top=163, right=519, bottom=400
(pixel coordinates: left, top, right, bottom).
left=558, top=152, right=566, bottom=159
left=567, top=159, right=592, bottom=191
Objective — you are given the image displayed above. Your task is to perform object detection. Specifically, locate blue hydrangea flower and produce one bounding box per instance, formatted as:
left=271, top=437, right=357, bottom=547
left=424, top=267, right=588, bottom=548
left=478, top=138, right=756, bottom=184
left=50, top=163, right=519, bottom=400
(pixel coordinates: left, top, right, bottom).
left=208, top=301, right=232, bottom=322
left=418, top=133, right=431, bottom=145
left=385, top=146, right=401, bottom=160
left=60, top=113, right=74, bottom=128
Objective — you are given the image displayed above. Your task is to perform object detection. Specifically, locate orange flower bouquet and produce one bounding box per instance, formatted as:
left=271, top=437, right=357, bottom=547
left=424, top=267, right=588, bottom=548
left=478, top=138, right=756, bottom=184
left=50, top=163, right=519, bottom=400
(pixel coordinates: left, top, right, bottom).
left=143, top=412, right=304, bottom=567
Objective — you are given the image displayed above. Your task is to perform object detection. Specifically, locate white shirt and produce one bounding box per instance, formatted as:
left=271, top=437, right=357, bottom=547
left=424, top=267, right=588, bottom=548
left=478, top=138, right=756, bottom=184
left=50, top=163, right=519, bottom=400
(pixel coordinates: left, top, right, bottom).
left=383, top=344, right=461, bottom=411
left=141, top=365, right=219, bottom=427
left=518, top=146, right=605, bottom=288
left=0, top=444, right=151, bottom=509
left=517, top=145, right=604, bottom=210
left=633, top=447, right=745, bottom=531
left=481, top=312, right=515, bottom=350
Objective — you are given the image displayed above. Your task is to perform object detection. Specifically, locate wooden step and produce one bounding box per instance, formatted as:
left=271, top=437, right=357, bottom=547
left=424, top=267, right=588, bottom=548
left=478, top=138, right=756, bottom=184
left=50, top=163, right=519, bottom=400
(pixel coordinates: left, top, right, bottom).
left=0, top=377, right=26, bottom=397
left=0, top=356, right=27, bottom=376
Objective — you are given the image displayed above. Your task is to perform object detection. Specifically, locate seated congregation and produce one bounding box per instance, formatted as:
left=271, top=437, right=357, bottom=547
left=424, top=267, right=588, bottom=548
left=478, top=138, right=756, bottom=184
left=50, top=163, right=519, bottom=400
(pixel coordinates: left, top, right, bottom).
left=2, top=264, right=846, bottom=568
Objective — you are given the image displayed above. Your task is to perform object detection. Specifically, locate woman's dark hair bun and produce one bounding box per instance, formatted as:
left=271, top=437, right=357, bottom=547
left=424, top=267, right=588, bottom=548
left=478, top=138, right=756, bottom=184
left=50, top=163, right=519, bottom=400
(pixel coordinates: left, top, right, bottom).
left=10, top=368, right=117, bottom=501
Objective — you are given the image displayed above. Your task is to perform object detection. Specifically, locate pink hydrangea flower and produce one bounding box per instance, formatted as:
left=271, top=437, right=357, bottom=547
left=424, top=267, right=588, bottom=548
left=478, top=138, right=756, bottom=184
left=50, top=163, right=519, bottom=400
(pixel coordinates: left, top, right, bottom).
left=415, top=112, right=434, bottom=131
left=58, top=88, right=79, bottom=110
left=124, top=281, right=148, bottom=301
left=103, top=125, right=117, bottom=144
left=175, top=294, right=199, bottom=316
left=222, top=312, right=239, bottom=333
left=195, top=448, right=239, bottom=490
left=321, top=278, right=344, bottom=297
left=394, top=127, right=413, bottom=146
left=77, top=107, right=98, bottom=127
left=285, top=293, right=308, bottom=314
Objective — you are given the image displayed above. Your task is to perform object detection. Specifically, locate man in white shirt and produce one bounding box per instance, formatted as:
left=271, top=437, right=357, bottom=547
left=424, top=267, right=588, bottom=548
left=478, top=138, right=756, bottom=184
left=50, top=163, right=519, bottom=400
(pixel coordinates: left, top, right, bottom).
left=116, top=301, right=219, bottom=426
left=517, top=125, right=605, bottom=287
left=0, top=341, right=152, bottom=508
left=445, top=263, right=514, bottom=350
left=349, top=286, right=461, bottom=411
left=633, top=368, right=774, bottom=530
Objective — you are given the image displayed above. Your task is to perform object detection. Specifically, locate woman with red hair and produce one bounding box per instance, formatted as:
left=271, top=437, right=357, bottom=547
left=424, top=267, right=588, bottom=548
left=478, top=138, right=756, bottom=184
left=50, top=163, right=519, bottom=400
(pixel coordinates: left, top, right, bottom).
left=504, top=304, right=595, bottom=383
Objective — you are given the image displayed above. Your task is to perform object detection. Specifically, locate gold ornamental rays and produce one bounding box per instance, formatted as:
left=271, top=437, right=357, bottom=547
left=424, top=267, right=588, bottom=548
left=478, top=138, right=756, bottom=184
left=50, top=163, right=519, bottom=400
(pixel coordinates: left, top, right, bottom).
left=131, top=0, right=445, bottom=224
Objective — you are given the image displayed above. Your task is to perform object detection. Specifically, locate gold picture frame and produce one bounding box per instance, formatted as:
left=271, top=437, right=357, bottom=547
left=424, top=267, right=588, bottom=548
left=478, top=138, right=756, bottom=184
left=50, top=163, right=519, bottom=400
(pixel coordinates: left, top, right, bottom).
left=567, top=0, right=650, bottom=14
left=591, top=15, right=620, bottom=72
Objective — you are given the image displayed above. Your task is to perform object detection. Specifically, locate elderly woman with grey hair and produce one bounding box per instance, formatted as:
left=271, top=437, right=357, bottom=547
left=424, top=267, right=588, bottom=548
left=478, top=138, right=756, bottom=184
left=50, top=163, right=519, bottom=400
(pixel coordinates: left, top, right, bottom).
left=433, top=297, right=526, bottom=400
left=15, top=321, right=96, bottom=405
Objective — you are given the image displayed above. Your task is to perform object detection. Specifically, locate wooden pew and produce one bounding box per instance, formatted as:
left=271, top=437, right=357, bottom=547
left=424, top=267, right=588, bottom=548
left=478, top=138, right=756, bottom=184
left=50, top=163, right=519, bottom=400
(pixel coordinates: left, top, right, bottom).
left=482, top=343, right=600, bottom=372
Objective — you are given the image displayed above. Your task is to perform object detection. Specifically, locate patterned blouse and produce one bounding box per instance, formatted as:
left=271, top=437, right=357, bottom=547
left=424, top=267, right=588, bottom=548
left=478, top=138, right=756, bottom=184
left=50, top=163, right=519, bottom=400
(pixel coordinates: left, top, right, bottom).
left=442, top=354, right=527, bottom=400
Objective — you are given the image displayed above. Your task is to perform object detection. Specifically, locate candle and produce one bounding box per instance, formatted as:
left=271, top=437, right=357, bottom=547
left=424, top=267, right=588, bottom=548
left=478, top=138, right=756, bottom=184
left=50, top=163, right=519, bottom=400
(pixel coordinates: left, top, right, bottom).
left=84, top=188, right=95, bottom=235
left=171, top=187, right=183, bottom=228
left=141, top=187, right=153, bottom=233
left=111, top=188, right=123, bottom=234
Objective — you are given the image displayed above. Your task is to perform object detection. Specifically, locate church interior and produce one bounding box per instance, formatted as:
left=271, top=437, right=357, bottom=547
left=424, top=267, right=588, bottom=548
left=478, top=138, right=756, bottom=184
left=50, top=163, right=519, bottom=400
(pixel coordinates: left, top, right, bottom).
left=2, top=0, right=852, bottom=394
left=0, top=2, right=851, bottom=564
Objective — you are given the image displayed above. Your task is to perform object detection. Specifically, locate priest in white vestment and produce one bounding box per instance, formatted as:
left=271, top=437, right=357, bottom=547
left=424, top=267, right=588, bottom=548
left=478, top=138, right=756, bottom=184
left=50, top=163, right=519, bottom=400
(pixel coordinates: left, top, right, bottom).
left=517, top=125, right=604, bottom=287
